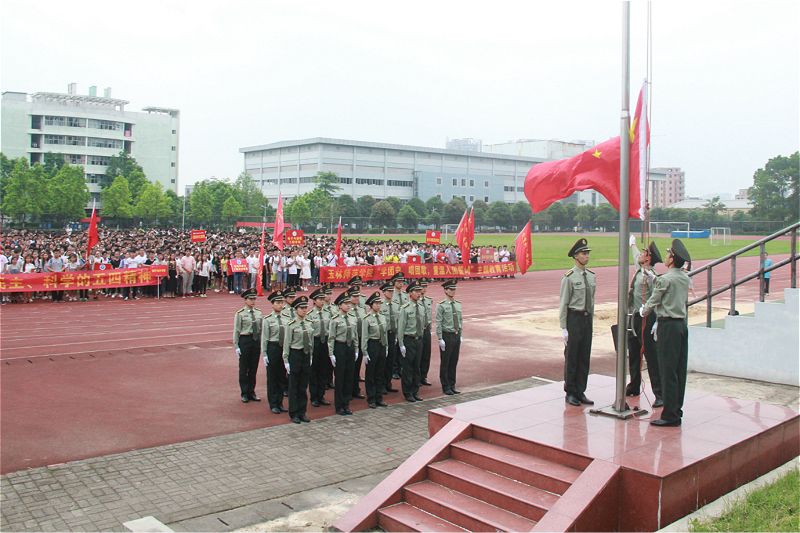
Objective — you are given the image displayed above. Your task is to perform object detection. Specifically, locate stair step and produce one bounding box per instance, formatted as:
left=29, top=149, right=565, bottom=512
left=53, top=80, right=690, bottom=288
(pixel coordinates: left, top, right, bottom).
left=451, top=438, right=581, bottom=494
left=428, top=459, right=557, bottom=521
left=378, top=502, right=467, bottom=532
left=404, top=480, right=537, bottom=532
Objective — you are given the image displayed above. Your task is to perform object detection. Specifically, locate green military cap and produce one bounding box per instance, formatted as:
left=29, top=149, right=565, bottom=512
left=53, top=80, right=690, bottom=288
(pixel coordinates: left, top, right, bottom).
left=309, top=288, right=325, bottom=300
left=418, top=278, right=430, bottom=287
left=347, top=287, right=362, bottom=298
left=406, top=280, right=423, bottom=293
left=365, top=291, right=382, bottom=306
left=380, top=281, right=394, bottom=292
left=267, top=290, right=284, bottom=302
left=283, top=287, right=296, bottom=298
left=390, top=272, right=405, bottom=282
left=334, top=292, right=351, bottom=306
left=648, top=241, right=663, bottom=265
left=441, top=279, right=457, bottom=290
left=568, top=238, right=591, bottom=258
left=347, top=275, right=363, bottom=286
left=241, top=288, right=258, bottom=299
left=669, top=239, right=690, bottom=263
left=323, top=284, right=333, bottom=295
left=291, top=296, right=309, bottom=309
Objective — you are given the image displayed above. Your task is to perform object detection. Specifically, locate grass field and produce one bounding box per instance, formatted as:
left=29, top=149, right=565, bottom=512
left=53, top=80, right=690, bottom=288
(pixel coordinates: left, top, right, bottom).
left=343, top=233, right=791, bottom=271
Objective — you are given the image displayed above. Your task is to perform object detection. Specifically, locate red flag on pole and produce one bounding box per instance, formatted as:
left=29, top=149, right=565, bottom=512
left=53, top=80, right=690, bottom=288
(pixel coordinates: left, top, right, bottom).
left=467, top=207, right=475, bottom=244
left=86, top=200, right=99, bottom=257
left=514, top=221, right=533, bottom=275
left=256, top=221, right=266, bottom=296
left=272, top=195, right=285, bottom=251
left=454, top=208, right=471, bottom=266
left=334, top=216, right=343, bottom=262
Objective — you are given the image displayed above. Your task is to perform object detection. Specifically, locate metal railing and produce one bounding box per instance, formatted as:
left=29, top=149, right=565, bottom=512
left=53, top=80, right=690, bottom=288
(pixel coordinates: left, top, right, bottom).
left=688, top=222, right=799, bottom=327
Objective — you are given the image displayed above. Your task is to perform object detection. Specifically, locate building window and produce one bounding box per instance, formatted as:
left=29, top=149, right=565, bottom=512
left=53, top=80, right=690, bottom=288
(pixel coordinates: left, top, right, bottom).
left=171, top=178, right=175, bottom=183
left=87, top=155, right=111, bottom=166
left=436, top=177, right=442, bottom=185
left=516, top=186, right=524, bottom=192
left=299, top=177, right=315, bottom=183
left=437, top=193, right=442, bottom=199
left=387, top=180, right=412, bottom=187
left=469, top=195, right=474, bottom=202
left=504, top=186, right=514, bottom=192
left=469, top=179, right=474, bottom=187
left=88, top=119, right=122, bottom=131
left=170, top=162, right=176, bottom=167
left=171, top=146, right=176, bottom=151
left=484, top=196, right=489, bottom=202
left=452, top=178, right=457, bottom=186
left=461, top=179, right=466, bottom=187
left=88, top=137, right=122, bottom=149
left=172, top=129, right=177, bottom=134
left=484, top=180, right=489, bottom=188
left=356, top=178, right=383, bottom=185
left=44, top=134, right=65, bottom=145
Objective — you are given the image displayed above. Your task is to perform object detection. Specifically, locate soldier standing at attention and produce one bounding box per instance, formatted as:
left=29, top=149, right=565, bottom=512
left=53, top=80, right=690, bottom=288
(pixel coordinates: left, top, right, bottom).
left=379, top=282, right=399, bottom=395
left=282, top=287, right=297, bottom=321
left=627, top=238, right=663, bottom=407
left=397, top=281, right=425, bottom=403
left=322, top=284, right=336, bottom=390
left=283, top=296, right=313, bottom=424
left=329, top=292, right=358, bottom=415
left=641, top=239, right=691, bottom=427
left=233, top=288, right=263, bottom=403
left=560, top=239, right=596, bottom=407
left=436, top=279, right=462, bottom=395
left=307, top=288, right=332, bottom=407
left=419, top=279, right=434, bottom=386
left=362, top=291, right=389, bottom=408
left=261, top=290, right=288, bottom=414
left=390, top=272, right=408, bottom=379
left=348, top=288, right=367, bottom=399
left=348, top=275, right=368, bottom=307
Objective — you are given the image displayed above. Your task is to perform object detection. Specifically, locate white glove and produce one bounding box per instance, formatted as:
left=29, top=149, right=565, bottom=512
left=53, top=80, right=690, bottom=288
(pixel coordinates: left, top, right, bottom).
left=562, top=328, right=568, bottom=346
left=629, top=235, right=637, bottom=247
left=645, top=269, right=656, bottom=282
left=236, top=347, right=241, bottom=357
left=330, top=355, right=336, bottom=366
left=364, top=353, right=370, bottom=364
left=400, top=345, right=407, bottom=357
left=263, top=357, right=268, bottom=366
left=639, top=304, right=647, bottom=317
left=354, top=349, right=359, bottom=361
left=439, top=339, right=446, bottom=351
left=284, top=360, right=290, bottom=373
left=651, top=320, right=658, bottom=341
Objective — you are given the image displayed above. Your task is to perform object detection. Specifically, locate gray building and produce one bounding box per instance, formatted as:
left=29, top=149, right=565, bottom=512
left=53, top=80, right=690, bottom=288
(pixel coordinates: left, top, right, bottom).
left=240, top=137, right=545, bottom=206
left=1, top=83, right=180, bottom=205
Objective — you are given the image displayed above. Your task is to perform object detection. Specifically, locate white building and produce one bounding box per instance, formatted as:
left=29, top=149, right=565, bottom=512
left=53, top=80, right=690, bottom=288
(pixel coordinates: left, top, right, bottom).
left=1, top=84, right=180, bottom=207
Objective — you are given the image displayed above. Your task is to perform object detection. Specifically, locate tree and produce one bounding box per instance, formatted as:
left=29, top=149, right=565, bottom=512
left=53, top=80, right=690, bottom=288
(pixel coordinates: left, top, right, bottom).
left=221, top=195, right=243, bottom=221
left=189, top=184, right=215, bottom=223
left=595, top=203, right=618, bottom=231
left=425, top=196, right=444, bottom=215
left=233, top=172, right=268, bottom=217
left=48, top=165, right=90, bottom=220
left=749, top=152, right=799, bottom=223
left=397, top=204, right=420, bottom=229
left=547, top=202, right=569, bottom=229
left=106, top=151, right=147, bottom=196
left=443, top=197, right=467, bottom=224
left=564, top=203, right=578, bottom=228
left=42, top=152, right=65, bottom=177
left=164, top=189, right=182, bottom=219
left=575, top=204, right=596, bottom=229
left=407, top=198, right=427, bottom=218
left=134, top=182, right=173, bottom=220
left=356, top=195, right=377, bottom=219
left=471, top=200, right=489, bottom=230
left=511, top=201, right=532, bottom=230
left=384, top=196, right=402, bottom=213
left=370, top=200, right=396, bottom=228
left=702, top=196, right=726, bottom=218
left=314, top=171, right=342, bottom=196
left=2, top=159, right=47, bottom=222
left=101, top=176, right=134, bottom=218
left=287, top=196, right=313, bottom=228
left=334, top=194, right=359, bottom=224
left=426, top=208, right=443, bottom=228
left=487, top=201, right=511, bottom=229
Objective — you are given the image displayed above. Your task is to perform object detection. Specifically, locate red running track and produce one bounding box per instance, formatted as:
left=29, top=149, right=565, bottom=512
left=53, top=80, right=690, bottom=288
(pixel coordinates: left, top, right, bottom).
left=0, top=255, right=791, bottom=473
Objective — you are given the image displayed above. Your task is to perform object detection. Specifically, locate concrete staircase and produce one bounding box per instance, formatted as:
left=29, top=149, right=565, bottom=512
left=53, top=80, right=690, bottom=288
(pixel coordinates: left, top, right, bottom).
left=689, top=288, right=799, bottom=386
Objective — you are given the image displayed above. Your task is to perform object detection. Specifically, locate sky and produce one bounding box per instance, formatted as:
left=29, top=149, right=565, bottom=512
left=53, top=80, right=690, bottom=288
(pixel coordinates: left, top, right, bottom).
left=2, top=0, right=798, bottom=198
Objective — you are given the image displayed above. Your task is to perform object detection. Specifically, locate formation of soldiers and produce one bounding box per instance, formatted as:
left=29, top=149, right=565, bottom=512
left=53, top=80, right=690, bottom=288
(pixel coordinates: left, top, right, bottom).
left=232, top=273, right=463, bottom=424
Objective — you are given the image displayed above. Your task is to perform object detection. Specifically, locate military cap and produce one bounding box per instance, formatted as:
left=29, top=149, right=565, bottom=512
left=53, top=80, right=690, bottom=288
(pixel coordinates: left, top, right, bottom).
left=283, top=287, right=296, bottom=298
left=291, top=295, right=309, bottom=309
left=669, top=239, right=691, bottom=263
left=390, top=271, right=405, bottom=282
left=267, top=290, right=284, bottom=302
left=241, top=288, right=258, bottom=299
left=406, top=280, right=423, bottom=293
left=334, top=292, right=352, bottom=306
left=365, top=291, right=382, bottom=306
left=323, top=284, right=333, bottom=295
left=568, top=238, right=591, bottom=258
left=309, top=288, right=325, bottom=300
left=418, top=278, right=429, bottom=287
left=441, top=279, right=458, bottom=290
left=347, top=275, right=363, bottom=286
left=647, top=241, right=663, bottom=265
left=380, top=281, right=394, bottom=292
left=347, top=287, right=362, bottom=298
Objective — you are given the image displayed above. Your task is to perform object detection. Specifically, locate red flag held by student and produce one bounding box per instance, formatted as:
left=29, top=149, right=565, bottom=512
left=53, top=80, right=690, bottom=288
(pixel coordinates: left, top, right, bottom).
left=334, top=216, right=343, bottom=261
left=454, top=208, right=471, bottom=266
left=256, top=221, right=266, bottom=296
left=272, top=195, right=285, bottom=251
left=86, top=200, right=100, bottom=257
left=467, top=207, right=475, bottom=244
left=514, top=221, right=533, bottom=275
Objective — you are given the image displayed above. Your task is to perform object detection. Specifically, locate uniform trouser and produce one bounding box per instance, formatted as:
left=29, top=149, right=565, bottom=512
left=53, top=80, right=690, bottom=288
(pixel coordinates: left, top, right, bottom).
left=238, top=335, right=260, bottom=396
left=564, top=311, right=592, bottom=397
left=657, top=318, right=688, bottom=422
left=420, top=326, right=432, bottom=380
left=287, top=348, right=310, bottom=419
left=439, top=331, right=461, bottom=392
left=382, top=331, right=397, bottom=392
left=352, top=336, right=363, bottom=396
left=365, top=339, right=387, bottom=405
left=264, top=341, right=287, bottom=409
left=182, top=272, right=194, bottom=295
left=627, top=312, right=662, bottom=398
left=392, top=333, right=402, bottom=376
left=334, top=341, right=355, bottom=411
left=401, top=335, right=422, bottom=399
left=309, top=337, right=329, bottom=402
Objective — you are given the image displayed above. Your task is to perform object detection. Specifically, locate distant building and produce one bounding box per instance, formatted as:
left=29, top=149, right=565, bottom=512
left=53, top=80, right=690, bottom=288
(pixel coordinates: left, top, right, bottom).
left=1, top=83, right=180, bottom=207
left=670, top=197, right=753, bottom=215
left=735, top=187, right=751, bottom=200
left=649, top=167, right=685, bottom=209
left=445, top=138, right=482, bottom=152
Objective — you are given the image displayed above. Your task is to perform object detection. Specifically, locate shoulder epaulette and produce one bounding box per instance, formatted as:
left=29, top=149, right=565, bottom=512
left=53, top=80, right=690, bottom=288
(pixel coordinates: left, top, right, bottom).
left=401, top=302, right=411, bottom=308
left=288, top=319, right=297, bottom=326
left=236, top=307, right=247, bottom=314
left=586, top=268, right=595, bottom=274
left=564, top=268, right=574, bottom=277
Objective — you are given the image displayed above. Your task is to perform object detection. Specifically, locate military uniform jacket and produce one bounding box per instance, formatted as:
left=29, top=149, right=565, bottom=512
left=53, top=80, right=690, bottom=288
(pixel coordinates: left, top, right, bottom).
left=380, top=297, right=399, bottom=333
left=421, top=295, right=433, bottom=327
left=261, top=310, right=286, bottom=352
left=435, top=298, right=462, bottom=338
left=328, top=312, right=358, bottom=355
left=643, top=267, right=690, bottom=319
left=234, top=307, right=263, bottom=345
left=361, top=312, right=388, bottom=354
left=392, top=290, right=410, bottom=307
left=281, top=306, right=296, bottom=322
left=559, top=267, right=596, bottom=329
left=307, top=306, right=333, bottom=340
left=628, top=266, right=656, bottom=309
left=348, top=306, right=367, bottom=343
left=282, top=317, right=314, bottom=361
left=397, top=299, right=425, bottom=349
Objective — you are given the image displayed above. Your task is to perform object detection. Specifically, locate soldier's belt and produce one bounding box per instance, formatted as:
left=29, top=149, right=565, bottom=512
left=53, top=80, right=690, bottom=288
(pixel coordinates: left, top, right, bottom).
left=404, top=334, right=421, bottom=340
left=568, top=309, right=591, bottom=317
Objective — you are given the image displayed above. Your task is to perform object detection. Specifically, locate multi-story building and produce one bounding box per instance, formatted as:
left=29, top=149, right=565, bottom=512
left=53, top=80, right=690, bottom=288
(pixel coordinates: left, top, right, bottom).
left=649, top=167, right=685, bottom=209
left=735, top=188, right=750, bottom=200
left=445, top=138, right=482, bottom=152
left=1, top=84, right=180, bottom=206
left=240, top=137, right=545, bottom=205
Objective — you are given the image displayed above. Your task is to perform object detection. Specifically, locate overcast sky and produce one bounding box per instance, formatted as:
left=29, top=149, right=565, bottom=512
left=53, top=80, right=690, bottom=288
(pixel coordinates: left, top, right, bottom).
left=2, top=0, right=798, bottom=198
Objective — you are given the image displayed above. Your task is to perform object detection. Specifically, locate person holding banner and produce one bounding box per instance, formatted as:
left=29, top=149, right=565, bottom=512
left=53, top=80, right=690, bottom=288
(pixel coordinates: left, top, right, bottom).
left=233, top=288, right=263, bottom=404
left=436, top=279, right=463, bottom=395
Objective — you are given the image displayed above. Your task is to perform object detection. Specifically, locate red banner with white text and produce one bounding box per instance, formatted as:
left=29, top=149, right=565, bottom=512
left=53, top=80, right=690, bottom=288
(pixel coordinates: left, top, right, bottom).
left=320, top=261, right=517, bottom=282
left=0, top=266, right=167, bottom=293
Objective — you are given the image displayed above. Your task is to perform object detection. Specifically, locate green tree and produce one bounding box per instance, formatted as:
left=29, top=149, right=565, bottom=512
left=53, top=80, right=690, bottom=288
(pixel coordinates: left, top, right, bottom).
left=407, top=198, right=427, bottom=218
left=334, top=194, right=359, bottom=224
left=314, top=171, right=342, bottom=196
left=511, top=201, right=532, bottom=229
left=134, top=182, right=173, bottom=220
left=425, top=196, right=444, bottom=215
left=221, top=194, right=243, bottom=221
left=189, top=184, right=215, bottom=223
left=101, top=176, right=134, bottom=218
left=164, top=189, right=182, bottom=219
left=470, top=200, right=489, bottom=230
left=106, top=151, right=147, bottom=196
left=233, top=172, right=268, bottom=217
left=356, top=195, right=377, bottom=219
left=48, top=165, right=90, bottom=220
left=749, top=152, right=799, bottom=223
left=487, top=201, right=511, bottom=229
left=547, top=202, right=569, bottom=229
left=2, top=159, right=47, bottom=222
left=397, top=204, right=420, bottom=229
left=575, top=204, right=596, bottom=229
left=287, top=196, right=313, bottom=228
left=370, top=200, right=396, bottom=228
left=564, top=203, right=578, bottom=228
left=426, top=208, right=443, bottom=228
left=443, top=197, right=467, bottom=224
left=384, top=196, right=402, bottom=213
left=595, top=203, right=618, bottom=231
left=702, top=196, right=726, bottom=219
left=42, top=152, right=65, bottom=177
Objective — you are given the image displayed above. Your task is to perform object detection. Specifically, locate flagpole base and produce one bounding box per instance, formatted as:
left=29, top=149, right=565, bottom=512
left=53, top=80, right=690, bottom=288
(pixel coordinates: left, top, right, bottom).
left=589, top=403, right=649, bottom=420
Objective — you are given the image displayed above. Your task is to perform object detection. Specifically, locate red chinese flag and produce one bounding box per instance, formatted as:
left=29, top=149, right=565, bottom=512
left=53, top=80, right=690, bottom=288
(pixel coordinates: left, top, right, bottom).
left=272, top=195, right=285, bottom=251
left=629, top=82, right=649, bottom=220
left=454, top=209, right=471, bottom=266
left=87, top=203, right=100, bottom=256
left=256, top=222, right=266, bottom=296
left=467, top=207, right=475, bottom=244
left=334, top=216, right=342, bottom=260
left=515, top=221, right=533, bottom=275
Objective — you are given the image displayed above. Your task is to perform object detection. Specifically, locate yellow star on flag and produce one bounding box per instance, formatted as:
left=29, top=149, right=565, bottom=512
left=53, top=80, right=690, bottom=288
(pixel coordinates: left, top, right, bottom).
left=629, top=116, right=638, bottom=142
left=592, top=149, right=602, bottom=158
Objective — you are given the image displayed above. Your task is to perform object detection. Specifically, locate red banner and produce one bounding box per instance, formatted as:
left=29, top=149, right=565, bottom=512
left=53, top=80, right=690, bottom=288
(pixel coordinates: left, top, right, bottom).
left=480, top=247, right=495, bottom=262
left=320, top=261, right=517, bottom=282
left=0, top=266, right=167, bottom=293
left=285, top=229, right=305, bottom=246
left=92, top=263, right=115, bottom=271
left=425, top=230, right=441, bottom=244
left=229, top=258, right=249, bottom=273
left=191, top=230, right=207, bottom=243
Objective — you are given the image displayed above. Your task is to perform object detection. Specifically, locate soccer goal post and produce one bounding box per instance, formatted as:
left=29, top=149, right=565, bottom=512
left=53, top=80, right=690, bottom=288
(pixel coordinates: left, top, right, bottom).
left=710, top=227, right=731, bottom=246
left=648, top=221, right=690, bottom=236
left=442, top=224, right=459, bottom=243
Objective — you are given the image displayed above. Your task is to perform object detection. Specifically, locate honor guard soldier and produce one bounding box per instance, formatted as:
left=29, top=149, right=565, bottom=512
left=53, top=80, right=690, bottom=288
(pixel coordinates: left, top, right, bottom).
left=436, top=279, right=463, bottom=395
left=322, top=284, right=336, bottom=390
left=627, top=238, right=663, bottom=406
left=348, top=275, right=368, bottom=307
left=641, top=239, right=691, bottom=427
left=390, top=272, right=408, bottom=378
left=418, top=279, right=434, bottom=386
left=560, top=238, right=596, bottom=407
left=397, top=280, right=425, bottom=402
left=282, top=287, right=297, bottom=321
left=362, top=291, right=389, bottom=408
left=283, top=296, right=313, bottom=424
left=328, top=291, right=358, bottom=415
left=261, top=290, right=288, bottom=413
left=348, top=288, right=367, bottom=399
left=307, top=288, right=332, bottom=407
left=379, top=281, right=400, bottom=394
left=233, top=288, right=263, bottom=403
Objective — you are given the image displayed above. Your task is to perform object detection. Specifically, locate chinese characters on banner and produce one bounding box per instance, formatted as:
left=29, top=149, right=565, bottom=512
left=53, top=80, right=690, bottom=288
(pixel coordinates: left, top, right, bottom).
left=425, top=230, right=441, bottom=244
left=190, top=230, right=207, bottom=243
left=229, top=258, right=249, bottom=273
left=0, top=265, right=167, bottom=293
left=319, top=261, right=517, bottom=282
left=479, top=248, right=495, bottom=262
left=285, top=229, right=305, bottom=246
